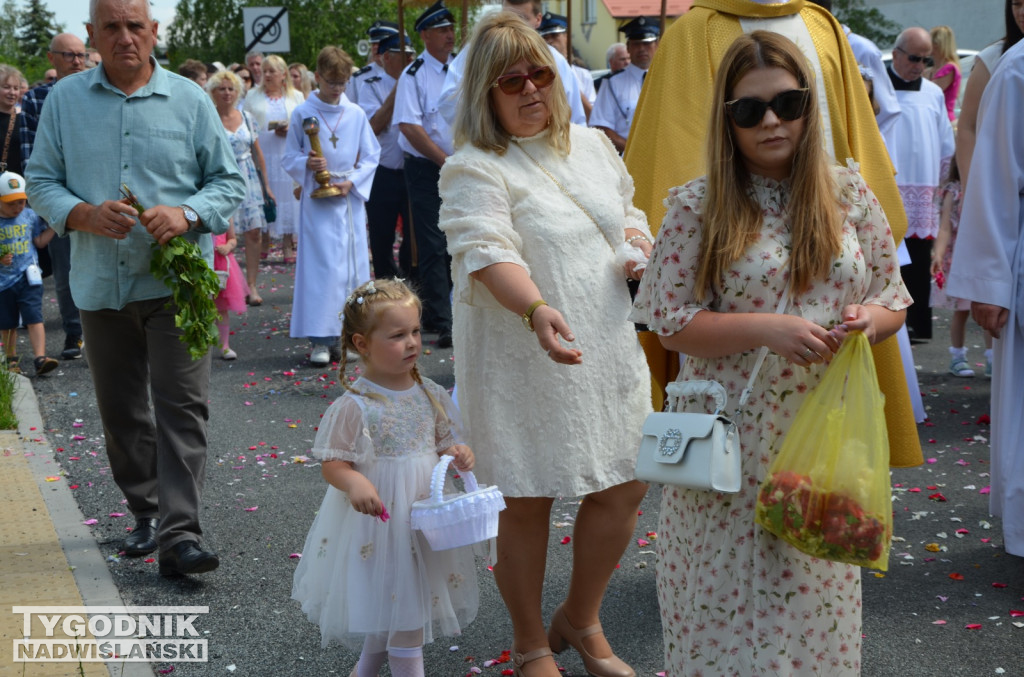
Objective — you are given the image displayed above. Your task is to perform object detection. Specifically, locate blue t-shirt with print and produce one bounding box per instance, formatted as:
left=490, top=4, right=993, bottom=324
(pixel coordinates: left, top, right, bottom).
left=0, top=207, right=43, bottom=293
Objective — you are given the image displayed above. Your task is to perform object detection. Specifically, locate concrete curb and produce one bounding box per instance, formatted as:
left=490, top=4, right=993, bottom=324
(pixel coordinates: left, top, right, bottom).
left=14, top=374, right=155, bottom=677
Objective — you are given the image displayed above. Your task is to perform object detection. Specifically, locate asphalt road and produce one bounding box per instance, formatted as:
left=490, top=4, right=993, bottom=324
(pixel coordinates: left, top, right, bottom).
left=24, top=253, right=1024, bottom=677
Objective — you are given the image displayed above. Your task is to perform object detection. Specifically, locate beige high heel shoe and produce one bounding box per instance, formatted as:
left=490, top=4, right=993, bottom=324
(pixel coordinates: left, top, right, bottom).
left=547, top=604, right=635, bottom=677
left=512, top=646, right=555, bottom=677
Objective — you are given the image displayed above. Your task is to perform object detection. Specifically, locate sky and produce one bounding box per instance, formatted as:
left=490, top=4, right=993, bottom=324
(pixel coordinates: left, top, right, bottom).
left=44, top=0, right=178, bottom=41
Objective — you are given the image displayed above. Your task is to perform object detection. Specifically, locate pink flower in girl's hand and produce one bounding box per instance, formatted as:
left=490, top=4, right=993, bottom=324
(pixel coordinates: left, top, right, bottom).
left=934, top=270, right=945, bottom=289
left=379, top=507, right=390, bottom=523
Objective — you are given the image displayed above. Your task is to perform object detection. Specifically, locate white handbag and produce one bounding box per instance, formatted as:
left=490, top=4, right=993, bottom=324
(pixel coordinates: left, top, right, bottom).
left=635, top=288, right=791, bottom=492
left=635, top=379, right=743, bottom=492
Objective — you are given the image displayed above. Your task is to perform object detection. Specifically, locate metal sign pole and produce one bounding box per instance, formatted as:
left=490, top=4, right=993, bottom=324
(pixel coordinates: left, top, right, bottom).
left=566, top=0, right=573, bottom=63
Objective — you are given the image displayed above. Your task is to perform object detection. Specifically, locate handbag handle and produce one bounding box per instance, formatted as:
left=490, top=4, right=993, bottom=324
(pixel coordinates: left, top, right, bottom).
left=666, top=380, right=728, bottom=415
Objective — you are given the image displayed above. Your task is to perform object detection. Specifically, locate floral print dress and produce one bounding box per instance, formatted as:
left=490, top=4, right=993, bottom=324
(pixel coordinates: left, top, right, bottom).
left=291, top=377, right=479, bottom=649
left=631, top=165, right=911, bottom=676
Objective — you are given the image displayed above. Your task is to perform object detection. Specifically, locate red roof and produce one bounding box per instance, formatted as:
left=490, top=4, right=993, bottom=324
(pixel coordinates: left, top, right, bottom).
left=600, top=0, right=694, bottom=19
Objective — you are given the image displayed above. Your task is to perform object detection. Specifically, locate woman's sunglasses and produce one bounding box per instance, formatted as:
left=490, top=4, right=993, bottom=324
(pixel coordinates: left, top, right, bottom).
left=492, top=66, right=556, bottom=95
left=725, top=88, right=809, bottom=128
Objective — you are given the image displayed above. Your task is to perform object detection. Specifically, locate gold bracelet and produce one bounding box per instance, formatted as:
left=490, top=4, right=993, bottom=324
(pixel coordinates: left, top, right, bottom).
left=522, top=299, right=548, bottom=332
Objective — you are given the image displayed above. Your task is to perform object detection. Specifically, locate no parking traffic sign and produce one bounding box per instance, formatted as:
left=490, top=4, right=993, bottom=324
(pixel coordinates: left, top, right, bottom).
left=243, top=6, right=291, bottom=53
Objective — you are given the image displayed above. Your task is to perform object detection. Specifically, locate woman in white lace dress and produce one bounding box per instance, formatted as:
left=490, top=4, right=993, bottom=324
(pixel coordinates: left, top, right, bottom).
left=438, top=13, right=652, bottom=677
left=631, top=32, right=912, bottom=676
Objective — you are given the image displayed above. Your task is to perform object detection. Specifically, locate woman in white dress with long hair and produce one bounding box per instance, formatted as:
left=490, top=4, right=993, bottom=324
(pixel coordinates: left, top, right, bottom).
left=244, top=54, right=304, bottom=264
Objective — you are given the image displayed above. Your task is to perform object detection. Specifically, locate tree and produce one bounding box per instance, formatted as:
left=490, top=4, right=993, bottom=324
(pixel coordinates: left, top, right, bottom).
left=0, top=0, right=23, bottom=62
left=833, top=0, right=901, bottom=48
left=166, top=0, right=469, bottom=71
left=16, top=0, right=63, bottom=60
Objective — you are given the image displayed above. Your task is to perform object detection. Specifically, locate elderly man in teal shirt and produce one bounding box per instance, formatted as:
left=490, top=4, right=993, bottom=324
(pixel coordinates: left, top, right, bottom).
left=26, top=0, right=244, bottom=577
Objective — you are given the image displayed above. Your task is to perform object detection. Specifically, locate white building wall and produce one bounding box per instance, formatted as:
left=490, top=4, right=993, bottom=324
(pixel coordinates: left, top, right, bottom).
left=871, top=0, right=1004, bottom=51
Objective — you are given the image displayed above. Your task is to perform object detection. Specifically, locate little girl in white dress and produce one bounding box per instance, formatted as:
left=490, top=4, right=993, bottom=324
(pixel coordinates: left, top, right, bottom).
left=291, top=279, right=478, bottom=677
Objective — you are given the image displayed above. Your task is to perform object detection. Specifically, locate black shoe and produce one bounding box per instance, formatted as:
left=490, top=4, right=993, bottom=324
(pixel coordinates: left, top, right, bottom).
left=159, top=540, right=220, bottom=577
left=437, top=330, right=453, bottom=349
left=62, top=335, right=83, bottom=360
left=328, top=344, right=341, bottom=364
left=121, top=518, right=159, bottom=556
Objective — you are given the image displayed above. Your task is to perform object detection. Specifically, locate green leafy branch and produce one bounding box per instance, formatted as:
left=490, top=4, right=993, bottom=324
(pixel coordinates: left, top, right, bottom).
left=121, top=184, right=222, bottom=360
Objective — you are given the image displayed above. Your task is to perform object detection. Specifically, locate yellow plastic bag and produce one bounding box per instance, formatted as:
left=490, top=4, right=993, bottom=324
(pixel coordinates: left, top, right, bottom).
left=754, top=332, right=892, bottom=571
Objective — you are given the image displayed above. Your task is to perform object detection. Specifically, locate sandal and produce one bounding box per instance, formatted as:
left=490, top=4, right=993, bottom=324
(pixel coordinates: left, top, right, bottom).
left=948, top=357, right=975, bottom=378
left=34, top=356, right=58, bottom=376
left=512, top=647, right=556, bottom=677
left=6, top=356, right=20, bottom=374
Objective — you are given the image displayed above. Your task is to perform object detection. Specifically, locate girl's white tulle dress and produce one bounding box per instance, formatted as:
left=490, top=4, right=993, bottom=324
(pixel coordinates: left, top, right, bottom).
left=291, top=377, right=479, bottom=649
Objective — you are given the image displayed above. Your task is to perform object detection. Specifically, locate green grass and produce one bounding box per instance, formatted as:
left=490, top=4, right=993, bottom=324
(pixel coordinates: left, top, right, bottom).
left=0, top=366, right=18, bottom=430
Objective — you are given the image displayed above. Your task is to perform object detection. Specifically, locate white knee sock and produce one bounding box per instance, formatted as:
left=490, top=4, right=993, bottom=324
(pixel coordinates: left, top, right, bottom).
left=387, top=645, right=424, bottom=677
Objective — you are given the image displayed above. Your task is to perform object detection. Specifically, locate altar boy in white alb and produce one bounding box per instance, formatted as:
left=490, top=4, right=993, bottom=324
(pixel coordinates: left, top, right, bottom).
left=283, top=46, right=381, bottom=367
left=947, top=41, right=1024, bottom=558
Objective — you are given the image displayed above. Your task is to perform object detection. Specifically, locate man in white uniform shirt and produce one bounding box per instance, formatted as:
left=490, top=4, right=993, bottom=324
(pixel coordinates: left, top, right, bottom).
left=357, top=32, right=415, bottom=279
left=349, top=20, right=398, bottom=106
left=887, top=27, right=955, bottom=341
left=590, top=16, right=659, bottom=153
left=437, top=0, right=586, bottom=127
left=538, top=12, right=596, bottom=117
left=394, top=0, right=457, bottom=348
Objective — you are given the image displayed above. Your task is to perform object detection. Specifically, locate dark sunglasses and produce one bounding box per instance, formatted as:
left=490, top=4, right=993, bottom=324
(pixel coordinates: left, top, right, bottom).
left=492, top=66, right=556, bottom=95
left=894, top=46, right=934, bottom=67
left=725, top=88, right=809, bottom=128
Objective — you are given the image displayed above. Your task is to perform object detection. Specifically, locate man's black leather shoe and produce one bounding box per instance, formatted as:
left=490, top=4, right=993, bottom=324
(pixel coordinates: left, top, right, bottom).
left=159, top=541, right=219, bottom=577
left=121, top=518, right=159, bottom=556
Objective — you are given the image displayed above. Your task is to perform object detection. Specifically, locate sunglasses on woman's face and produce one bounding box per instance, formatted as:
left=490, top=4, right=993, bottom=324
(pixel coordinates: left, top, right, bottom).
left=492, top=66, right=556, bottom=95
left=725, top=88, right=809, bottom=128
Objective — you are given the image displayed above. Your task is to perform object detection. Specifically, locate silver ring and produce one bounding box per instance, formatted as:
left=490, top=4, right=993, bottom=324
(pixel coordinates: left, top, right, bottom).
left=803, top=348, right=813, bottom=359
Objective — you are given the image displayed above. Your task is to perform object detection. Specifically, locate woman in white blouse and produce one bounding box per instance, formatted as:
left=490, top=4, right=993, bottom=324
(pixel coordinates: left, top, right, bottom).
left=243, top=54, right=304, bottom=263
left=438, top=13, right=652, bottom=677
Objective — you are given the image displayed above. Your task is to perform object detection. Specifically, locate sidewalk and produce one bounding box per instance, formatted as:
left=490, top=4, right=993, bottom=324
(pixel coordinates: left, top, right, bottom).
left=0, top=374, right=151, bottom=677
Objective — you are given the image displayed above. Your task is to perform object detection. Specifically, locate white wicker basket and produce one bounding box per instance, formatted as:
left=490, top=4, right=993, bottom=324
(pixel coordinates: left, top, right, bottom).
left=411, top=455, right=506, bottom=551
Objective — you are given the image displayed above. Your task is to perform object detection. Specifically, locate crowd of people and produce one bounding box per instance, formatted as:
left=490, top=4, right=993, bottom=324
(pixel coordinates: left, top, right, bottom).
left=4, top=0, right=1023, bottom=674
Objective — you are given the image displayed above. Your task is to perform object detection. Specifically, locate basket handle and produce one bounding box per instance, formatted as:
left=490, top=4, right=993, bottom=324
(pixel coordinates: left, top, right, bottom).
left=430, top=454, right=480, bottom=503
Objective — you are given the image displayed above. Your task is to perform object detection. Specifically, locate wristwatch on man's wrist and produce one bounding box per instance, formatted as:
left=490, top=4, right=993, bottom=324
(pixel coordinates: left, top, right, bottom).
left=180, top=205, right=199, bottom=231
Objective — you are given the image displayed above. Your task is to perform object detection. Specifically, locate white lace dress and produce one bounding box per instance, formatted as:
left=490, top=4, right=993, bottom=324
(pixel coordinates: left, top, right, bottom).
left=291, top=377, right=479, bottom=649
left=631, top=167, right=912, bottom=676
left=438, top=125, right=653, bottom=498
